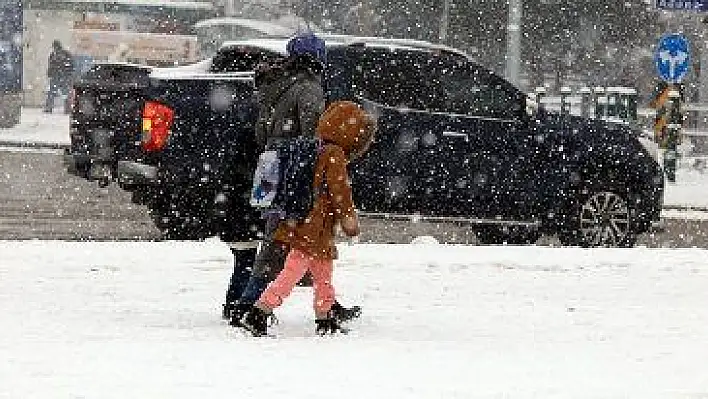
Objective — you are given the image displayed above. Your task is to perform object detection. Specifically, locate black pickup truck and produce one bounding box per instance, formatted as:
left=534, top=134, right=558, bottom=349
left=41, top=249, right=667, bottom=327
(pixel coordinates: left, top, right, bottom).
left=64, top=34, right=664, bottom=247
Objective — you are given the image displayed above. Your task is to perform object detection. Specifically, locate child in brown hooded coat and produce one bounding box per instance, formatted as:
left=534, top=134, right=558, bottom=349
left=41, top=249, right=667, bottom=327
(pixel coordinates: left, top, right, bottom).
left=240, top=100, right=376, bottom=336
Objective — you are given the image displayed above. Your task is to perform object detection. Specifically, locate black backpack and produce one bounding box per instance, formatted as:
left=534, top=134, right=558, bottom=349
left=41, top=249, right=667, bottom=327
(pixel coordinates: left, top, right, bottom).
left=249, top=136, right=323, bottom=222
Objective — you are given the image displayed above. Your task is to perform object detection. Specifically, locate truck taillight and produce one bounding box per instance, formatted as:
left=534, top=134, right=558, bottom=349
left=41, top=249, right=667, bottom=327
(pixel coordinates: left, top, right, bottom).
left=141, top=101, right=174, bottom=152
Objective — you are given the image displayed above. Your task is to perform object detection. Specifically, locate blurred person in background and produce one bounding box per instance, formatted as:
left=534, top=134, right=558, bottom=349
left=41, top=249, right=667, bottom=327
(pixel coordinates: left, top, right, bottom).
left=44, top=40, right=75, bottom=114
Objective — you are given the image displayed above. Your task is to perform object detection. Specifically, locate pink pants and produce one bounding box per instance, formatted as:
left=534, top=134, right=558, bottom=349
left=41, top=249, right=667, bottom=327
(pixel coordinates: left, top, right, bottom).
left=258, top=248, right=335, bottom=317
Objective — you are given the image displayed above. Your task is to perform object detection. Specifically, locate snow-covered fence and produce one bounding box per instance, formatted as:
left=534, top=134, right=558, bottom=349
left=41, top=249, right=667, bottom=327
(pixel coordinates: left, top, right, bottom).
left=532, top=86, right=638, bottom=126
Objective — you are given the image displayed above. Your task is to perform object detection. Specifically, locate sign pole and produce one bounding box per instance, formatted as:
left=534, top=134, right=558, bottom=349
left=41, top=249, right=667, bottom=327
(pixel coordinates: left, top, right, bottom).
left=505, top=0, right=522, bottom=88
left=664, top=87, right=683, bottom=183
left=439, top=0, right=450, bottom=42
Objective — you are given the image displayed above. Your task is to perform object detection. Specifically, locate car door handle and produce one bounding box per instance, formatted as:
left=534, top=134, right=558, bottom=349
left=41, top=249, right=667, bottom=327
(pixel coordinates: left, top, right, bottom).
left=442, top=131, right=468, bottom=139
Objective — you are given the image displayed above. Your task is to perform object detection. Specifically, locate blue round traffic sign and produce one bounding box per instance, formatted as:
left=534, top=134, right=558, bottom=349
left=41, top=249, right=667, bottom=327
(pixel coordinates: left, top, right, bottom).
left=655, top=33, right=691, bottom=83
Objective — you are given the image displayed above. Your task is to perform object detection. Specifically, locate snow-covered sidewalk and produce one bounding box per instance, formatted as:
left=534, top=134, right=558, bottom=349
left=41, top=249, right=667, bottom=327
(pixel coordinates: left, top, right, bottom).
left=0, top=107, right=70, bottom=147
left=1, top=239, right=707, bottom=398
left=663, top=169, right=708, bottom=209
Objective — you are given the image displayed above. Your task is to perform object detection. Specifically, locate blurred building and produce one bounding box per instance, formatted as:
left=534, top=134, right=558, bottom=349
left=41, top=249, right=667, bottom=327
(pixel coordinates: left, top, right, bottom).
left=22, top=0, right=216, bottom=106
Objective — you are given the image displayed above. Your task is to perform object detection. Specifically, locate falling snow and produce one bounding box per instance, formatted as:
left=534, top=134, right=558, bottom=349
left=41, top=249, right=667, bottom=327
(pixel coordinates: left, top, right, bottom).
left=3, top=1, right=708, bottom=397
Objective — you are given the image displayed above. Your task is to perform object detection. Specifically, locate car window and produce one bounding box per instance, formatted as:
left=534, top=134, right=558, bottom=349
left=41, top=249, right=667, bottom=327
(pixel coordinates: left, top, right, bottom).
left=353, top=48, right=440, bottom=111
left=324, top=47, right=354, bottom=102
left=427, top=57, right=521, bottom=119
left=210, top=46, right=282, bottom=73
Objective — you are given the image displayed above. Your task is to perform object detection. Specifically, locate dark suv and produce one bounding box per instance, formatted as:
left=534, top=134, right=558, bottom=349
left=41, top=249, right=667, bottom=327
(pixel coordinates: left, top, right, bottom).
left=66, top=35, right=664, bottom=247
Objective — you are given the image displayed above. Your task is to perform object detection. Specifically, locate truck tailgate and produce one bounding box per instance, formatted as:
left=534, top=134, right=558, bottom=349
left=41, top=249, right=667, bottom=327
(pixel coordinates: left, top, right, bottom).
left=70, top=64, right=152, bottom=169
left=144, top=75, right=259, bottom=182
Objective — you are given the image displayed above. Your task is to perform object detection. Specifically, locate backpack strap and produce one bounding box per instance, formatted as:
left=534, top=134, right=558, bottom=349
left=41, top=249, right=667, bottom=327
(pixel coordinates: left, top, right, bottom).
left=312, top=141, right=329, bottom=197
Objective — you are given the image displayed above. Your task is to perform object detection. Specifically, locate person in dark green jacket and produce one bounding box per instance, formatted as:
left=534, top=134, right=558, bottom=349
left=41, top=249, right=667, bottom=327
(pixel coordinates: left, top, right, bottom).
left=223, top=32, right=361, bottom=325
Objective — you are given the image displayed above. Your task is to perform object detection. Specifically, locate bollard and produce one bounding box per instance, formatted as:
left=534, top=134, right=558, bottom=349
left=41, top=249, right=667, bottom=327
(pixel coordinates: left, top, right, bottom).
left=534, top=86, right=547, bottom=108
left=613, top=86, right=638, bottom=125
left=560, top=86, right=572, bottom=115
left=624, top=87, right=638, bottom=125
left=594, top=87, right=606, bottom=120
left=579, top=87, right=592, bottom=118
left=606, top=86, right=621, bottom=120
left=618, top=88, right=629, bottom=122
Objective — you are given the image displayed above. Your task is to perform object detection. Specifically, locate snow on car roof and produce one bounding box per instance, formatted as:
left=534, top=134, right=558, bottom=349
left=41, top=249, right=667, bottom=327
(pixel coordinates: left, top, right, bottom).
left=220, top=35, right=473, bottom=60
left=150, top=58, right=214, bottom=78
left=91, top=61, right=153, bottom=70
left=219, top=38, right=294, bottom=55
left=59, top=0, right=214, bottom=10
left=192, top=17, right=296, bottom=37
left=149, top=57, right=258, bottom=80
left=319, top=34, right=473, bottom=59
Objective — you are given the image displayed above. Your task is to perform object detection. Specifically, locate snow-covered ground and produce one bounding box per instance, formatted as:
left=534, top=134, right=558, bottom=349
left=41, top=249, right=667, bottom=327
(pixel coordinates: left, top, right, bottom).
left=663, top=169, right=708, bottom=209
left=1, top=239, right=707, bottom=398
left=0, top=108, right=70, bottom=147
left=2, top=110, right=708, bottom=397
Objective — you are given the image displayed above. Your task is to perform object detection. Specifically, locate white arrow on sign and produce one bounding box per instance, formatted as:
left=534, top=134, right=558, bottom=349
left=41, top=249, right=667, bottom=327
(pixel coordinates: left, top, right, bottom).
left=659, top=50, right=688, bottom=80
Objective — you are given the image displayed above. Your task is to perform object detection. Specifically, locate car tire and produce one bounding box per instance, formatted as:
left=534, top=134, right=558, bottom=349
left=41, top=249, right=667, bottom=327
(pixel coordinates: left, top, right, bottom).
left=476, top=226, right=540, bottom=245
left=558, top=186, right=637, bottom=248
left=67, top=160, right=91, bottom=179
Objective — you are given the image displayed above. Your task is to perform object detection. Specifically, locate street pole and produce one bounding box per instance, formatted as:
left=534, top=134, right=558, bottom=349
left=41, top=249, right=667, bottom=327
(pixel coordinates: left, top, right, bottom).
left=665, top=87, right=683, bottom=183
left=505, top=0, right=522, bottom=88
left=439, top=0, right=450, bottom=43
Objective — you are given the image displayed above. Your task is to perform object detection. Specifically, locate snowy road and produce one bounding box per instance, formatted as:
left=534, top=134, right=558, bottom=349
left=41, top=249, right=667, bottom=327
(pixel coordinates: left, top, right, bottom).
left=1, top=240, right=707, bottom=398
left=0, top=149, right=160, bottom=240
left=3, top=147, right=708, bottom=246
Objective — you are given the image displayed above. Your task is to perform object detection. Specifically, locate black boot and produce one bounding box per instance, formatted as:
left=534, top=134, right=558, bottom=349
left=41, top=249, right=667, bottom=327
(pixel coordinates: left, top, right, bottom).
left=222, top=248, right=256, bottom=319
left=240, top=307, right=270, bottom=337
left=315, top=312, right=349, bottom=335
left=228, top=302, right=253, bottom=328
left=222, top=302, right=236, bottom=320
left=330, top=301, right=361, bottom=323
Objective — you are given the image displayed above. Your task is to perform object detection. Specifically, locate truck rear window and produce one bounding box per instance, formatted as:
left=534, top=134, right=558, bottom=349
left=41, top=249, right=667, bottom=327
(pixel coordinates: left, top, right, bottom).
left=82, top=64, right=152, bottom=87
left=210, top=47, right=282, bottom=73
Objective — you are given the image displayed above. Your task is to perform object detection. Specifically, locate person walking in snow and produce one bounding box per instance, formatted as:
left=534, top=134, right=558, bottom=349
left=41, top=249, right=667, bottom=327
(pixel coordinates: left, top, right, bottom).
left=239, top=100, right=376, bottom=336
left=44, top=40, right=75, bottom=114
left=223, top=32, right=361, bottom=324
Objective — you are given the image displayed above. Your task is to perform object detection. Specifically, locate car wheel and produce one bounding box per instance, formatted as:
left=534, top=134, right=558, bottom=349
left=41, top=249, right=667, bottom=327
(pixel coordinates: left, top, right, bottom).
left=75, top=162, right=91, bottom=179
left=476, top=226, right=540, bottom=245
left=558, top=188, right=636, bottom=248
left=66, top=161, right=91, bottom=179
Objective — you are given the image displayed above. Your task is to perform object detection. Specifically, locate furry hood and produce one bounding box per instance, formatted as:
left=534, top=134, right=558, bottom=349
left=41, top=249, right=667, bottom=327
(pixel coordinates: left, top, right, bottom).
left=316, top=101, right=376, bottom=160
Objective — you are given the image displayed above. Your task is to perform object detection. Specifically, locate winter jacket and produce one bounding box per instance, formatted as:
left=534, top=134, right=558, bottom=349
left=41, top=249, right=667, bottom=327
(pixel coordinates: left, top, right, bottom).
left=253, top=55, right=326, bottom=151
left=47, top=48, right=74, bottom=80
left=273, top=101, right=377, bottom=260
